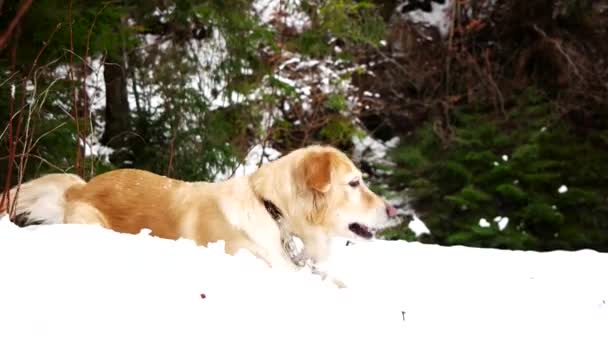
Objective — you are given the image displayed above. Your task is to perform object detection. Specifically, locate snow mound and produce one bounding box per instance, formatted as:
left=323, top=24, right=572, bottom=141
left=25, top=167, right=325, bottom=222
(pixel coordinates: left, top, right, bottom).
left=0, top=216, right=607, bottom=342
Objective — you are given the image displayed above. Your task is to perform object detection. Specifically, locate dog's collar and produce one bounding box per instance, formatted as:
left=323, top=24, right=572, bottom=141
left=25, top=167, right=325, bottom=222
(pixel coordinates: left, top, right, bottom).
left=260, top=198, right=309, bottom=268
left=262, top=199, right=283, bottom=222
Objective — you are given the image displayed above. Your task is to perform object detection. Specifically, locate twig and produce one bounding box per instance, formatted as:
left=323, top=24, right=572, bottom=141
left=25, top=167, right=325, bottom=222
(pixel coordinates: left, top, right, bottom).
left=11, top=78, right=34, bottom=217
left=445, top=0, right=458, bottom=95
left=532, top=24, right=583, bottom=81
left=5, top=23, right=62, bottom=216
left=0, top=106, right=21, bottom=141
left=82, top=4, right=108, bottom=178
left=0, top=0, right=33, bottom=51
left=9, top=74, right=61, bottom=216
left=0, top=35, right=19, bottom=216
left=68, top=0, right=84, bottom=177
left=0, top=153, right=72, bottom=173
left=483, top=48, right=505, bottom=118
left=26, top=23, right=61, bottom=81
left=0, top=71, right=18, bottom=88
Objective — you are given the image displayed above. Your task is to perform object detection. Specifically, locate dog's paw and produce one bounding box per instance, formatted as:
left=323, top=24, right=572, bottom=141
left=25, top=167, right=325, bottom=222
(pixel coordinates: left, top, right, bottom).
left=331, top=277, right=348, bottom=289
left=309, top=263, right=347, bottom=288
left=320, top=272, right=348, bottom=288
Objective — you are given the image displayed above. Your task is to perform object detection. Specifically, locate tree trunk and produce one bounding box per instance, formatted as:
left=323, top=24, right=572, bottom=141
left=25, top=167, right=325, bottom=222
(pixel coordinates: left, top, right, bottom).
left=101, top=51, right=134, bottom=166
left=101, top=52, right=130, bottom=146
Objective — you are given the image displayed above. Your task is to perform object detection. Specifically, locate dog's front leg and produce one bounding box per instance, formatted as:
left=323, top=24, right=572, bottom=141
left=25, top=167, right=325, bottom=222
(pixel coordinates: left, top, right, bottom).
left=296, top=232, right=348, bottom=288
left=264, top=247, right=301, bottom=272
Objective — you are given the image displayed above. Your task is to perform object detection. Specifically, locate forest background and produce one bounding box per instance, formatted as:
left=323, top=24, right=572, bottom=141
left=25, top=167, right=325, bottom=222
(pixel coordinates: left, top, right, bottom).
left=1, top=0, right=607, bottom=251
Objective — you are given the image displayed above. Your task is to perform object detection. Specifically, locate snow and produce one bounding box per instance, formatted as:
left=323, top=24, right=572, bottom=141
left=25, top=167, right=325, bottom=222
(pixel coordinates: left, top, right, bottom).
left=152, top=5, right=175, bottom=24
left=68, top=0, right=372, bottom=172
left=408, top=214, right=430, bottom=236
left=395, top=0, right=499, bottom=40
left=266, top=51, right=365, bottom=116
left=479, top=218, right=491, bottom=228
left=84, top=57, right=106, bottom=113
left=396, top=0, right=454, bottom=39
left=272, top=74, right=298, bottom=88
left=352, top=135, right=400, bottom=165
left=82, top=137, right=114, bottom=164
left=1, top=215, right=607, bottom=342
left=253, top=0, right=310, bottom=33
left=558, top=185, right=569, bottom=194
left=494, top=216, right=510, bottom=231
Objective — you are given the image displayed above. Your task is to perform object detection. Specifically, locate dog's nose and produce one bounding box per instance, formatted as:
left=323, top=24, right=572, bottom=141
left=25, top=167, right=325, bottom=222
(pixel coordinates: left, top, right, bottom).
left=386, top=204, right=397, bottom=218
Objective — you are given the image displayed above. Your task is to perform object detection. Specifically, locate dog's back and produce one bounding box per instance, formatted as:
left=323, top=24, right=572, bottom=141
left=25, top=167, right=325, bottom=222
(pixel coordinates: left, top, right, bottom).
left=64, top=169, right=190, bottom=238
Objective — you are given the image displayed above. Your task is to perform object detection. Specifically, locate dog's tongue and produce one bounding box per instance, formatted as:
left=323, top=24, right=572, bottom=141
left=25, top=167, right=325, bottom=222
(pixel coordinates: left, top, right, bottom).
left=348, top=223, right=373, bottom=239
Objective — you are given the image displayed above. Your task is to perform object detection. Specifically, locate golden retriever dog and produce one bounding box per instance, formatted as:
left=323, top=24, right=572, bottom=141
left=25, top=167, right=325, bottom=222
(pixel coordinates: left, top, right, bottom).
left=1, top=145, right=397, bottom=286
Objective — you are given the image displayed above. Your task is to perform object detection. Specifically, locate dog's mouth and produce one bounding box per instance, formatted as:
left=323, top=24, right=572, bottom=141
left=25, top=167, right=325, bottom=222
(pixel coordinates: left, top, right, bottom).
left=348, top=223, right=374, bottom=239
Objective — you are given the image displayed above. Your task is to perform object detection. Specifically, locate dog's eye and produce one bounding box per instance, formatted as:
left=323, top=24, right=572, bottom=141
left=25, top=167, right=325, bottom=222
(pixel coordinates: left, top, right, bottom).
left=348, top=180, right=360, bottom=187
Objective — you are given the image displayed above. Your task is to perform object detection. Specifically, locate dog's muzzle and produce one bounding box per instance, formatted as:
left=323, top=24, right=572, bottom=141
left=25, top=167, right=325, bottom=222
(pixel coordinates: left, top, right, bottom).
left=348, top=223, right=373, bottom=239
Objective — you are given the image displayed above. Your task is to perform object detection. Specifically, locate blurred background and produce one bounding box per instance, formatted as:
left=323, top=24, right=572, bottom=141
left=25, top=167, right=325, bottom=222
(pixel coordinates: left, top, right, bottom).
left=1, top=0, right=607, bottom=252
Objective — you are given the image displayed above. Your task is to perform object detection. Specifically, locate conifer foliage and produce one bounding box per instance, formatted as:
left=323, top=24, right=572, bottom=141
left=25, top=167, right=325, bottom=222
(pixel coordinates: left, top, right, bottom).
left=374, top=0, right=608, bottom=251
left=0, top=0, right=383, bottom=184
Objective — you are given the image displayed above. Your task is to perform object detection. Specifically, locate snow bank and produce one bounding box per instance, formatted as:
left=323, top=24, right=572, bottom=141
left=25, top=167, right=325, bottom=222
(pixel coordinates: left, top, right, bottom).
left=0, top=216, right=607, bottom=342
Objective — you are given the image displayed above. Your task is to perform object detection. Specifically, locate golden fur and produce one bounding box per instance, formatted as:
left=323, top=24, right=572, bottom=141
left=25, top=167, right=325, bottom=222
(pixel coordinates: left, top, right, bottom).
left=2, top=145, right=396, bottom=283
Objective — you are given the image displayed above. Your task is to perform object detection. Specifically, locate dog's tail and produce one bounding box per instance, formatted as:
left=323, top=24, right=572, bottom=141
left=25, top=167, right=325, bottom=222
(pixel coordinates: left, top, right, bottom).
left=0, top=174, right=86, bottom=226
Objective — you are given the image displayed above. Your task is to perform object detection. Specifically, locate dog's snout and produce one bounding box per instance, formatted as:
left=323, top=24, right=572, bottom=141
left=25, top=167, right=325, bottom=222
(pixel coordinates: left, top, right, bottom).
left=386, top=203, right=397, bottom=218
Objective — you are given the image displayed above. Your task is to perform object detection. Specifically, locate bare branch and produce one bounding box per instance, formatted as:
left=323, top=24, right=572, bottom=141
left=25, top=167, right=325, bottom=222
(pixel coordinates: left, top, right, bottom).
left=0, top=0, right=33, bottom=51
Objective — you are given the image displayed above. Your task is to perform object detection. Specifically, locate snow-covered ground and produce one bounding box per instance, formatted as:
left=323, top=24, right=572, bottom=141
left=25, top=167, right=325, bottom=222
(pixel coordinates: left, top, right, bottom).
left=0, top=216, right=606, bottom=342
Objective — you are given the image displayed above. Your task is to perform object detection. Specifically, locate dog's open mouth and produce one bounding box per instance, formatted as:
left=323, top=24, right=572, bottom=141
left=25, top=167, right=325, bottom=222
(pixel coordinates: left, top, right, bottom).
left=348, top=223, right=374, bottom=239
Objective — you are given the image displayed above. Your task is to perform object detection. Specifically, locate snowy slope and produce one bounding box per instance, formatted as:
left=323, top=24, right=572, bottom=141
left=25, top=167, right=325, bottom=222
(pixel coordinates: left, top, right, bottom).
left=0, top=215, right=607, bottom=342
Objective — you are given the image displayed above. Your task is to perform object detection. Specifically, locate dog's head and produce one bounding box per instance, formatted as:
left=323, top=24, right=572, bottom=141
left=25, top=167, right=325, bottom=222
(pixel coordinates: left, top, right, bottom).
left=250, top=146, right=396, bottom=260
left=251, top=145, right=396, bottom=242
left=291, top=146, right=397, bottom=240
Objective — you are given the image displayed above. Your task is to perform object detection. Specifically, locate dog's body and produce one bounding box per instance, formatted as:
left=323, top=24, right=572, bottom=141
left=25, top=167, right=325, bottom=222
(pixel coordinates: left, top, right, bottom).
left=1, top=145, right=396, bottom=283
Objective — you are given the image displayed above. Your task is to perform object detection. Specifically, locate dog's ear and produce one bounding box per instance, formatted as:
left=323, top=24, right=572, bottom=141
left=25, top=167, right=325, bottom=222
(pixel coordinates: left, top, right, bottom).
left=298, top=151, right=332, bottom=193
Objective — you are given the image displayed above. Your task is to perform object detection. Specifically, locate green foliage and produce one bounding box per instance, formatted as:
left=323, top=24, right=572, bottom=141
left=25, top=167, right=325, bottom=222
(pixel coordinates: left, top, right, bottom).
left=391, top=87, right=608, bottom=251
left=318, top=116, right=359, bottom=147
left=317, top=0, right=385, bottom=46
left=293, top=0, right=385, bottom=57
left=381, top=223, right=418, bottom=242
left=291, top=30, right=333, bottom=57
left=1, top=0, right=383, bottom=186
left=324, top=93, right=348, bottom=112
left=445, top=185, right=492, bottom=210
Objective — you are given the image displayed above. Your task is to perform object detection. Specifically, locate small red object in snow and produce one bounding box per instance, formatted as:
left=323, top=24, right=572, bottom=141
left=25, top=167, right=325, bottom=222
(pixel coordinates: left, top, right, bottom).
left=200, top=293, right=206, bottom=299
